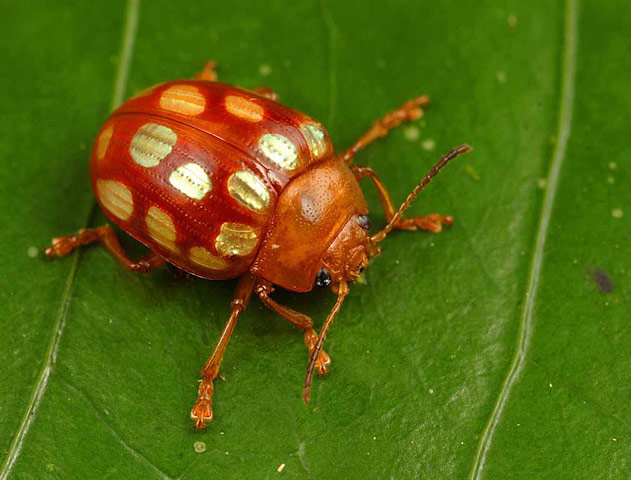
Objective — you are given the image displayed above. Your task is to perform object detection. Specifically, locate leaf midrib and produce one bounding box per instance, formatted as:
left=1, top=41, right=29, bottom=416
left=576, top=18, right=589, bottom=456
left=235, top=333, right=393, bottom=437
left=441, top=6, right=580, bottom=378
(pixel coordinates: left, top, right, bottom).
left=468, top=0, right=580, bottom=477
left=0, top=1, right=140, bottom=477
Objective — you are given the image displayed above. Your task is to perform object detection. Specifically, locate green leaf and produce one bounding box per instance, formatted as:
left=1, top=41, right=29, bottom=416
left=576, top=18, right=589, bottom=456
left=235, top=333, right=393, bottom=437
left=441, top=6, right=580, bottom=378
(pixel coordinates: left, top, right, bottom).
left=1, top=0, right=629, bottom=478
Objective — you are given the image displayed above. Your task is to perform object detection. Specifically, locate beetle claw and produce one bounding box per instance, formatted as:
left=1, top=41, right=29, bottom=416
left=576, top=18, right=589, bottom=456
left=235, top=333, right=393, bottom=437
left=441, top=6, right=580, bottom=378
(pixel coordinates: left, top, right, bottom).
left=316, top=351, right=331, bottom=375
left=304, top=329, right=331, bottom=375
left=190, top=402, right=213, bottom=429
left=45, top=236, right=77, bottom=258
left=191, top=378, right=214, bottom=429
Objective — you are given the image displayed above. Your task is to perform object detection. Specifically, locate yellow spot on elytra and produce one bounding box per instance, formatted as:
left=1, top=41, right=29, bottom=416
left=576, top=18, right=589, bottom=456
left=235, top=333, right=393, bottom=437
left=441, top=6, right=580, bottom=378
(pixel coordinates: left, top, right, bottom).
left=160, top=84, right=206, bottom=115
left=146, top=206, right=177, bottom=251
left=227, top=171, right=270, bottom=213
left=96, top=180, right=133, bottom=220
left=130, top=123, right=177, bottom=167
left=612, top=208, right=624, bottom=219
left=169, top=163, right=212, bottom=200
left=96, top=125, right=114, bottom=160
left=189, top=247, right=229, bottom=270
left=215, top=223, right=258, bottom=257
left=301, top=122, right=329, bottom=158
left=225, top=95, right=264, bottom=122
left=258, top=133, right=298, bottom=170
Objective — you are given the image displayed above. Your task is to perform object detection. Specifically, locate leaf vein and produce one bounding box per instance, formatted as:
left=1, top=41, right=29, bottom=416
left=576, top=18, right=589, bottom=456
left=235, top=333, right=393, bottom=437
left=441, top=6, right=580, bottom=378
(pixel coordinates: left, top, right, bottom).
left=0, top=1, right=140, bottom=477
left=62, top=379, right=172, bottom=480
left=469, top=0, right=580, bottom=477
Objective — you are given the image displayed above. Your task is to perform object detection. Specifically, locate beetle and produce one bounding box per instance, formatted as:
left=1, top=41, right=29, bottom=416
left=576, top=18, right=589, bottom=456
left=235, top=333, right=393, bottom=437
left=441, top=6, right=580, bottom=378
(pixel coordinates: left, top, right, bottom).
left=46, top=61, right=471, bottom=428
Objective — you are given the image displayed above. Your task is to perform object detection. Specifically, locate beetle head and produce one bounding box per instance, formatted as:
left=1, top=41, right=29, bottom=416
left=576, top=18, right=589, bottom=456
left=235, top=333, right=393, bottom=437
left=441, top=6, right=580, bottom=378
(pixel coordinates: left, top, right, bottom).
left=314, top=213, right=381, bottom=289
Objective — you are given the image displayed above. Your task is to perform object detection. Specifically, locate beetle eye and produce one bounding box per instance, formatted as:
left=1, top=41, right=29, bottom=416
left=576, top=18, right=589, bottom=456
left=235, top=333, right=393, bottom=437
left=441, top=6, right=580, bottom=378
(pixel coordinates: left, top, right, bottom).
left=357, top=214, right=371, bottom=231
left=314, top=269, right=332, bottom=288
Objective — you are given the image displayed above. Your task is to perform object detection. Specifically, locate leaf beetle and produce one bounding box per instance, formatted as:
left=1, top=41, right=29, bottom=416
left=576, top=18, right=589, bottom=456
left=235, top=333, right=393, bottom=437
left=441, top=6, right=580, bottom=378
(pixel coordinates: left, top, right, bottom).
left=46, top=61, right=471, bottom=428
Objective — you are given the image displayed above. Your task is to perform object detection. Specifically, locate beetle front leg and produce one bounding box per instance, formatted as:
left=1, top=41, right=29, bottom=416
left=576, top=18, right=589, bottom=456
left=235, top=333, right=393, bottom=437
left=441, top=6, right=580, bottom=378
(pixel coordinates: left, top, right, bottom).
left=195, top=60, right=218, bottom=81
left=46, top=225, right=167, bottom=272
left=191, top=274, right=256, bottom=429
left=351, top=165, right=452, bottom=233
left=255, top=280, right=330, bottom=374
left=342, top=95, right=430, bottom=164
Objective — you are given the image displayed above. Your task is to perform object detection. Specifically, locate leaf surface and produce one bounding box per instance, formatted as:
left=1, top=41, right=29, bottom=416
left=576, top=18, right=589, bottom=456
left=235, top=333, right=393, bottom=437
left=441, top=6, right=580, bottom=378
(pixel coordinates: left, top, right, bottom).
left=1, top=0, right=629, bottom=478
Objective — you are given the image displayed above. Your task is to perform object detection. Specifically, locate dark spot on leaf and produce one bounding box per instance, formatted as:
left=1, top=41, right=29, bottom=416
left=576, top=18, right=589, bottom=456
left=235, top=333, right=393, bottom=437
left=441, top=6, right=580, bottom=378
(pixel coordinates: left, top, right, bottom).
left=590, top=268, right=613, bottom=293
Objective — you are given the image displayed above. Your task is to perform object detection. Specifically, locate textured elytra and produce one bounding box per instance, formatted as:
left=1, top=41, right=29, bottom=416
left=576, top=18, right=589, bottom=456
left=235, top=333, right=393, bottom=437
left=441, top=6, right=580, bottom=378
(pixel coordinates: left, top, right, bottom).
left=159, top=84, right=206, bottom=116
left=168, top=162, right=212, bottom=200
left=88, top=79, right=338, bottom=283
left=95, top=179, right=133, bottom=221
left=145, top=206, right=177, bottom=251
left=189, top=246, right=229, bottom=270
left=129, top=123, right=177, bottom=167
left=227, top=170, right=271, bottom=213
left=215, top=222, right=259, bottom=257
left=224, top=95, right=264, bottom=122
left=301, top=122, right=328, bottom=158
left=96, top=125, right=114, bottom=160
left=258, top=133, right=299, bottom=170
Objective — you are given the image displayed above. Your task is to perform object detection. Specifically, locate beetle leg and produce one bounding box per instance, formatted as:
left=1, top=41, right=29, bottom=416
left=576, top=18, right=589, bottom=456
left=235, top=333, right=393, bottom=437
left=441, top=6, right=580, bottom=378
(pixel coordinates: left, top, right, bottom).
left=250, top=86, right=279, bottom=101
left=45, top=225, right=167, bottom=272
left=195, top=60, right=218, bottom=81
left=342, top=95, right=430, bottom=164
left=191, top=274, right=256, bottom=429
left=255, top=280, right=330, bottom=375
left=303, top=281, right=349, bottom=403
left=351, top=165, right=452, bottom=233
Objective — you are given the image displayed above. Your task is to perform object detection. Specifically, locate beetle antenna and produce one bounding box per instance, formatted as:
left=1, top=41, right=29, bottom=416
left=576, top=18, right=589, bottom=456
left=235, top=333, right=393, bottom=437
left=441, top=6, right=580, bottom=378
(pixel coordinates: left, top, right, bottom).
left=370, top=144, right=472, bottom=243
left=303, top=281, right=349, bottom=404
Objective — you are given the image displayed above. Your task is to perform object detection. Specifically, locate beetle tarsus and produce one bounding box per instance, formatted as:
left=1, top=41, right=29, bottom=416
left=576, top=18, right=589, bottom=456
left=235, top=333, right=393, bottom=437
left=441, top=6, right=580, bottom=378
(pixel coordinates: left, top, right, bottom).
left=191, top=378, right=214, bottom=429
left=394, top=214, right=453, bottom=233
left=304, top=328, right=331, bottom=375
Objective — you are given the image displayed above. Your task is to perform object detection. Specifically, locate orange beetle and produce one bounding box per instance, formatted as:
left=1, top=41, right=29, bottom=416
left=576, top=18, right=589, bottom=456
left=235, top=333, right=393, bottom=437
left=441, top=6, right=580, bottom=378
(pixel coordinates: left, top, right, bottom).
left=46, top=61, right=471, bottom=428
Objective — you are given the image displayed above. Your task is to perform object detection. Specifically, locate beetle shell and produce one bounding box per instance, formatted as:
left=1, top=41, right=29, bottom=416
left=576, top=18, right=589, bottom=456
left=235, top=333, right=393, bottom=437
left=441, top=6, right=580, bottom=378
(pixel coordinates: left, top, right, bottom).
left=90, top=81, right=334, bottom=279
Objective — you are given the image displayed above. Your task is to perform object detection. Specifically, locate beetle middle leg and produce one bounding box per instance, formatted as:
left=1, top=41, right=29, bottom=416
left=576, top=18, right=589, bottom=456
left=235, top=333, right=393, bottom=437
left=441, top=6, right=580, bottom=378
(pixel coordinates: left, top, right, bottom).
left=342, top=95, right=430, bottom=164
left=45, top=225, right=166, bottom=272
left=191, top=273, right=256, bottom=429
left=255, top=280, right=330, bottom=374
left=351, top=165, right=452, bottom=233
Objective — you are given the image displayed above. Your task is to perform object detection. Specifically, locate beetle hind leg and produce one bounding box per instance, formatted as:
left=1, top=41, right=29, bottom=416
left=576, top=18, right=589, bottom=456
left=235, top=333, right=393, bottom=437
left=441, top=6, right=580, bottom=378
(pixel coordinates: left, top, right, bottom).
left=46, top=225, right=166, bottom=272
left=256, top=281, right=330, bottom=375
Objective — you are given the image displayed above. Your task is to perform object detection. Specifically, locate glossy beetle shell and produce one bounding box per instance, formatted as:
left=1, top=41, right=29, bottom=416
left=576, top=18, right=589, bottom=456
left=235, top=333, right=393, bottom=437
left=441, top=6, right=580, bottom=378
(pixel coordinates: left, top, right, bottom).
left=90, top=80, right=334, bottom=280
